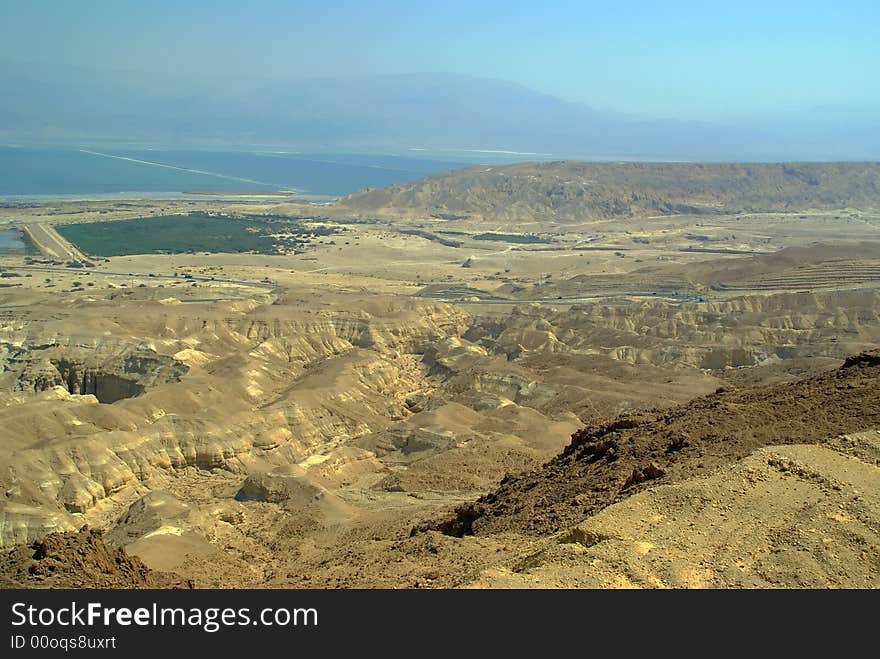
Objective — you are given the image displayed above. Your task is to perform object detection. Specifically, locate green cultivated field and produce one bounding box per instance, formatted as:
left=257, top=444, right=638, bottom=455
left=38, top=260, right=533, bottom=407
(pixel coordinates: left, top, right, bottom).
left=472, top=232, right=551, bottom=244
left=56, top=213, right=333, bottom=256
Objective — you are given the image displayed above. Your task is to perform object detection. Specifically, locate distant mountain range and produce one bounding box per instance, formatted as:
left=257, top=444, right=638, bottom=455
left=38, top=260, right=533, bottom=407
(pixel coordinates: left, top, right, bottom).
left=1, top=66, right=877, bottom=160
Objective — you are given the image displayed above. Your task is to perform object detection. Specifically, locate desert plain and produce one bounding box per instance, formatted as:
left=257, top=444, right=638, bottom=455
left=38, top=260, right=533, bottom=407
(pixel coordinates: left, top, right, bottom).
left=1, top=161, right=879, bottom=588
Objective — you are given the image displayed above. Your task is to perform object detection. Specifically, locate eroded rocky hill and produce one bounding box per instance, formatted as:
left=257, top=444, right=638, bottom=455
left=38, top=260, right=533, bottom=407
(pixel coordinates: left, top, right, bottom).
left=341, top=161, right=880, bottom=221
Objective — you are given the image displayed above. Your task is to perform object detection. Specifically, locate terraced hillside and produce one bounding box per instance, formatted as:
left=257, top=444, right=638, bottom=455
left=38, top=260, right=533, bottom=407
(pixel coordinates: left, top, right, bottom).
left=710, top=260, right=880, bottom=292
left=524, top=243, right=880, bottom=302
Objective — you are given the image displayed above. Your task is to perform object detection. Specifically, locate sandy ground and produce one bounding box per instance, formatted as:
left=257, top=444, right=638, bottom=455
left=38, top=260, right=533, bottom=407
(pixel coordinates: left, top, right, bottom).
left=1, top=197, right=879, bottom=588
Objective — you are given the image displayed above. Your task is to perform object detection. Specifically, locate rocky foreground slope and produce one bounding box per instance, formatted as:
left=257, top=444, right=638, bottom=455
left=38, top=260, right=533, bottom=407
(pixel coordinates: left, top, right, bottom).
left=4, top=350, right=877, bottom=589
left=0, top=528, right=190, bottom=589
left=468, top=432, right=880, bottom=588
left=433, top=352, right=880, bottom=538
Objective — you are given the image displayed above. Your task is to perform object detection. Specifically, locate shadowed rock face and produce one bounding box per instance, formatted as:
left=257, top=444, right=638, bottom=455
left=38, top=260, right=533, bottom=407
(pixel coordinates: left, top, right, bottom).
left=8, top=345, right=188, bottom=403
left=52, top=359, right=145, bottom=402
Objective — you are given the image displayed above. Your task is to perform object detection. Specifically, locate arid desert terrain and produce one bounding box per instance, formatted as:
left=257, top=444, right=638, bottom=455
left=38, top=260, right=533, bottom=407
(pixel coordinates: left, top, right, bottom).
left=1, top=162, right=879, bottom=588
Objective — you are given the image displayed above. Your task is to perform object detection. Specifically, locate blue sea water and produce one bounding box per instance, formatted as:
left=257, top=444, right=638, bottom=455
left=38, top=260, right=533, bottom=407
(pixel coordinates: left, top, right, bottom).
left=0, top=146, right=468, bottom=200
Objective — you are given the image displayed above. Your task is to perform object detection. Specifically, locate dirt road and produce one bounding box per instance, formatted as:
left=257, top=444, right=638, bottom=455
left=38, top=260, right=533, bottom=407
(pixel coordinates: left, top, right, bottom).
left=22, top=223, right=86, bottom=261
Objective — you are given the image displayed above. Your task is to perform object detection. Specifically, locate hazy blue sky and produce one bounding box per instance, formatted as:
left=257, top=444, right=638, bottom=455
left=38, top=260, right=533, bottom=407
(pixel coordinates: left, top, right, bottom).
left=2, top=0, right=878, bottom=119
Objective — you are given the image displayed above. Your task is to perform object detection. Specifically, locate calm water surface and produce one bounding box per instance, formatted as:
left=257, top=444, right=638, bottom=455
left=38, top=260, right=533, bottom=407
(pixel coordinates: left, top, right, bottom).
left=0, top=146, right=468, bottom=200
left=0, top=229, right=26, bottom=252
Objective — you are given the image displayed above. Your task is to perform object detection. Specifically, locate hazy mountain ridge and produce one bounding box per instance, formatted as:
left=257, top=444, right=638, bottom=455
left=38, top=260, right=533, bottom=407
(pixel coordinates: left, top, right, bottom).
left=340, top=161, right=880, bottom=221
left=2, top=67, right=875, bottom=159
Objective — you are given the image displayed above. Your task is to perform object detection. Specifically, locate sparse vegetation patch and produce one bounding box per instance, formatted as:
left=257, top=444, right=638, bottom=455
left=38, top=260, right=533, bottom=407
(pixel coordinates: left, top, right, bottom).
left=472, top=232, right=552, bottom=244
